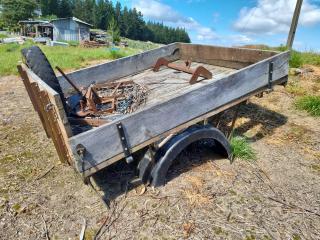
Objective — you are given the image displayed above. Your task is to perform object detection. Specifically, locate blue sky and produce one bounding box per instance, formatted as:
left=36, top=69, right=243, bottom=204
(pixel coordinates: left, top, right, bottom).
left=113, top=0, right=320, bottom=52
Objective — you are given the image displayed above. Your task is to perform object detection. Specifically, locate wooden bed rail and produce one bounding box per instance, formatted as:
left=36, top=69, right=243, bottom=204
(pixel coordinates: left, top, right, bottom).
left=17, top=64, right=73, bottom=165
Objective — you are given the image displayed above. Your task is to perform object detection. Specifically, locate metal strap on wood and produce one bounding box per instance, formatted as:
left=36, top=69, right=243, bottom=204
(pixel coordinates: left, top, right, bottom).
left=268, top=62, right=274, bottom=91
left=116, top=122, right=134, bottom=164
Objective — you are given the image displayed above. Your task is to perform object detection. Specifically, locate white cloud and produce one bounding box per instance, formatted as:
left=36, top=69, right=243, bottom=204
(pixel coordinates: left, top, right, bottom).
left=133, top=0, right=181, bottom=23
left=230, top=34, right=253, bottom=44
left=234, top=0, right=320, bottom=35
left=133, top=0, right=218, bottom=41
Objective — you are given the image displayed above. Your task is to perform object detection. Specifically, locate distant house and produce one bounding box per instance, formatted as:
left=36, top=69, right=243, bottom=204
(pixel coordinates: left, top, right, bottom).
left=19, top=17, right=92, bottom=42
left=19, top=20, right=53, bottom=39
left=51, top=17, right=92, bottom=42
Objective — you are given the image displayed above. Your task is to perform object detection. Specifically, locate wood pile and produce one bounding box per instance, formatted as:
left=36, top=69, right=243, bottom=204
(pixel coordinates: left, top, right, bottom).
left=80, top=40, right=109, bottom=48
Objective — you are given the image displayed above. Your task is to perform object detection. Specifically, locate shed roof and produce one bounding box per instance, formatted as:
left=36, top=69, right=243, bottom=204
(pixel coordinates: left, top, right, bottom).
left=50, top=17, right=93, bottom=27
left=19, top=20, right=49, bottom=25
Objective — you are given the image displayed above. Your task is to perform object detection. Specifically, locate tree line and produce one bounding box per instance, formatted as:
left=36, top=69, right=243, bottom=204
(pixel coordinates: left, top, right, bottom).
left=0, top=0, right=191, bottom=44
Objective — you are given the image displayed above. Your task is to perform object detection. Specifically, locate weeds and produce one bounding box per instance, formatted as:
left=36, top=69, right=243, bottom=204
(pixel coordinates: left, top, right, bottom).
left=295, top=95, right=320, bottom=116
left=286, top=80, right=307, bottom=96
left=0, top=41, right=139, bottom=76
left=241, top=44, right=320, bottom=68
left=290, top=51, right=304, bottom=68
left=0, top=33, right=8, bottom=39
left=289, top=51, right=320, bottom=68
left=230, top=136, right=256, bottom=161
left=122, top=37, right=160, bottom=51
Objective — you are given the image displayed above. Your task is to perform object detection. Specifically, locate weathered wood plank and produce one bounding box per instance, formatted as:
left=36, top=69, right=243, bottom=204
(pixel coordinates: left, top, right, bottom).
left=58, top=43, right=181, bottom=95
left=22, top=64, right=73, bottom=138
left=80, top=75, right=288, bottom=178
left=20, top=64, right=74, bottom=164
left=124, top=62, right=235, bottom=107
left=17, top=65, right=51, bottom=138
left=179, top=44, right=279, bottom=69
left=69, top=51, right=289, bottom=173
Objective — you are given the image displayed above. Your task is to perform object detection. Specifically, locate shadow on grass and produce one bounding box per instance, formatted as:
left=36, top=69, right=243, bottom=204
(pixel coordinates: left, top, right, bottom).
left=91, top=102, right=287, bottom=203
left=217, top=102, right=287, bottom=142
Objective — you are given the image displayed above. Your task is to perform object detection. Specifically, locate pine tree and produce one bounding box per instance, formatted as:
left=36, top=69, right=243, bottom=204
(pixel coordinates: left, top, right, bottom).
left=0, top=0, right=191, bottom=43
left=108, top=17, right=120, bottom=44
left=114, top=2, right=121, bottom=24
left=40, top=0, right=50, bottom=16
left=120, top=6, right=129, bottom=37
left=48, top=0, right=59, bottom=16
left=58, top=0, right=72, bottom=18
left=95, top=0, right=107, bottom=30
left=1, top=0, right=37, bottom=28
left=73, top=0, right=84, bottom=20
left=83, top=0, right=95, bottom=24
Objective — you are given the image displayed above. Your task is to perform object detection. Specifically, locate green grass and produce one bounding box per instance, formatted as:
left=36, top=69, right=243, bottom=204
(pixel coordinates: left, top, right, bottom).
left=295, top=95, right=320, bottom=117
left=286, top=80, right=307, bottom=96
left=289, top=51, right=304, bottom=68
left=0, top=33, right=8, bottom=39
left=230, top=136, right=257, bottom=161
left=288, top=51, right=320, bottom=68
left=122, top=38, right=161, bottom=51
left=241, top=44, right=320, bottom=68
left=0, top=41, right=139, bottom=76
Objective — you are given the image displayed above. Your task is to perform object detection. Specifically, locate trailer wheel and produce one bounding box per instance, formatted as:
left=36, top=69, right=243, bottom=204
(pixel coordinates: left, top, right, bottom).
left=150, top=125, right=231, bottom=187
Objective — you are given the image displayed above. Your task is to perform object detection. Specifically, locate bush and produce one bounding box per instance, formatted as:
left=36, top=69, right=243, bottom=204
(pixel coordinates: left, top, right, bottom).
left=230, top=136, right=256, bottom=161
left=290, top=51, right=303, bottom=68
left=108, top=48, right=127, bottom=59
left=295, top=95, right=320, bottom=117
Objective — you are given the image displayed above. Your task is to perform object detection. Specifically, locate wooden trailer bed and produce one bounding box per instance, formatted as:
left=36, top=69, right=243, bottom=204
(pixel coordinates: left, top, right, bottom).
left=18, top=43, right=290, bottom=179
left=117, top=61, right=236, bottom=108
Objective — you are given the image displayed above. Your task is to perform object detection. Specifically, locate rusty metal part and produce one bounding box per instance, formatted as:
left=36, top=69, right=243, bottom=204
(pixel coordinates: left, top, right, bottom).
left=74, top=80, right=145, bottom=117
left=68, top=117, right=109, bottom=127
left=153, top=57, right=212, bottom=84
left=189, top=66, right=213, bottom=85
left=185, top=60, right=192, bottom=69
left=56, top=66, right=83, bottom=95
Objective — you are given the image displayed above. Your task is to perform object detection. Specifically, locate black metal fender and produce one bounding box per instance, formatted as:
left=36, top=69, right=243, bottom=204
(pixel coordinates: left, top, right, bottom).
left=150, top=125, right=231, bottom=187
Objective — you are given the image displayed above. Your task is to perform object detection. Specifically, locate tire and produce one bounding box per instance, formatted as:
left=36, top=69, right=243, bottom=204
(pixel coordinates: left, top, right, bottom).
left=21, top=46, right=63, bottom=94
left=21, top=46, right=68, bottom=113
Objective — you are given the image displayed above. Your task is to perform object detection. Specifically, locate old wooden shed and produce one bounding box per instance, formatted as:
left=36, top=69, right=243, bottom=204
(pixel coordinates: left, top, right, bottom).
left=50, top=17, right=92, bottom=42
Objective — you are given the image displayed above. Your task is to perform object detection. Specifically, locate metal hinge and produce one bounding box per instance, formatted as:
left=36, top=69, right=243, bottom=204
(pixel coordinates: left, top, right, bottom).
left=116, top=122, right=134, bottom=164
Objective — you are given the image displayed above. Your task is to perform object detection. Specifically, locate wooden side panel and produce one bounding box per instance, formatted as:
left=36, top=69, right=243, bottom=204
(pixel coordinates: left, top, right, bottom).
left=58, top=43, right=180, bottom=95
left=18, top=64, right=73, bottom=164
left=69, top=51, right=289, bottom=174
left=17, top=65, right=51, bottom=138
left=179, top=44, right=279, bottom=69
left=21, top=65, right=73, bottom=138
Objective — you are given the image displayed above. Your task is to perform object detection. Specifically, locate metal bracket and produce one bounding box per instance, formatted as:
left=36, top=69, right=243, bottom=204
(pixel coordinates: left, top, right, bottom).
left=268, top=62, right=274, bottom=92
left=45, top=103, right=54, bottom=112
left=76, top=144, right=89, bottom=184
left=153, top=57, right=212, bottom=84
left=116, top=122, right=134, bottom=164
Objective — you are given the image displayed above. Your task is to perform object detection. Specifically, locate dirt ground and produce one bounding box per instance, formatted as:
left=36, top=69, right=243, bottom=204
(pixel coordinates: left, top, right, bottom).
left=0, top=68, right=320, bottom=239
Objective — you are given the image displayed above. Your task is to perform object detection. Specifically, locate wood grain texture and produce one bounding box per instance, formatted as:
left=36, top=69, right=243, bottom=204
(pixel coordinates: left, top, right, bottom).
left=22, top=64, right=73, bottom=138
left=80, top=76, right=288, bottom=178
left=19, top=64, right=74, bottom=164
left=120, top=61, right=235, bottom=107
left=179, top=44, right=279, bottom=69
left=58, top=43, right=180, bottom=95
left=69, top=51, right=289, bottom=174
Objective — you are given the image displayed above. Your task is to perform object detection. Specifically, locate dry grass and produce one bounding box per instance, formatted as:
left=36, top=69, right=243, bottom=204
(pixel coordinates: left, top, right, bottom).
left=1, top=59, right=320, bottom=238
